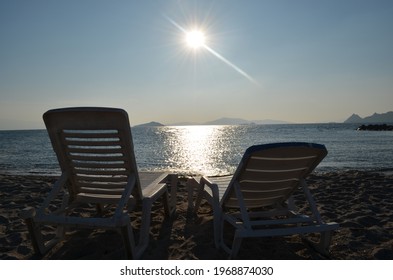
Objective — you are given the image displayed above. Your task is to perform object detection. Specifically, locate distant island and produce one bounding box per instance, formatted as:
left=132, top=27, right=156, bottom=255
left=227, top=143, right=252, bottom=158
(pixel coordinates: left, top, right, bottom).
left=203, top=117, right=253, bottom=126
left=344, top=111, right=393, bottom=124
left=169, top=117, right=290, bottom=126
left=134, top=111, right=393, bottom=127
left=136, top=117, right=290, bottom=127
left=134, top=121, right=164, bottom=127
left=203, top=117, right=290, bottom=125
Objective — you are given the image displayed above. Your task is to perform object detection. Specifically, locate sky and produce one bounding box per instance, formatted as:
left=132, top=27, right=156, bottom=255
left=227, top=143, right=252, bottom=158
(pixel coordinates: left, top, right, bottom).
left=1, top=0, right=392, bottom=129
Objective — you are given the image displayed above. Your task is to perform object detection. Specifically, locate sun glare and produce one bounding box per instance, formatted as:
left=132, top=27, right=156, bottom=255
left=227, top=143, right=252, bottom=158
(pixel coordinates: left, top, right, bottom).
left=165, top=15, right=260, bottom=86
left=186, top=30, right=206, bottom=49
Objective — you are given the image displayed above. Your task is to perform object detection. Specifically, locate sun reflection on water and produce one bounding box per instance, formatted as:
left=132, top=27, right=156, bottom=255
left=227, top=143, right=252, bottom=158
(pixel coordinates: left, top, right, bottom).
left=163, top=125, right=239, bottom=176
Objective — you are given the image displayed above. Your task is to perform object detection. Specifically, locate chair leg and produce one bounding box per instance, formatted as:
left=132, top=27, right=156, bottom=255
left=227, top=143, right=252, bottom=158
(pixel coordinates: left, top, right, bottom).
left=135, top=198, right=153, bottom=258
left=193, top=179, right=222, bottom=248
left=186, top=178, right=198, bottom=211
left=21, top=207, right=56, bottom=256
left=220, top=228, right=243, bottom=259
left=162, top=190, right=172, bottom=217
left=212, top=201, right=222, bottom=248
left=134, top=187, right=173, bottom=259
left=25, top=218, right=62, bottom=256
left=24, top=216, right=45, bottom=255
left=168, top=174, right=178, bottom=213
left=317, top=231, right=332, bottom=255
left=302, top=231, right=333, bottom=256
left=120, top=222, right=137, bottom=259
left=229, top=231, right=243, bottom=259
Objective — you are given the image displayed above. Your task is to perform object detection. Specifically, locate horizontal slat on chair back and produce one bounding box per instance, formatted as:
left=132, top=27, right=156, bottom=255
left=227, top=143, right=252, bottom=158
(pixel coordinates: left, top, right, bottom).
left=223, top=144, right=326, bottom=209
left=61, top=129, right=131, bottom=196
left=43, top=107, right=142, bottom=202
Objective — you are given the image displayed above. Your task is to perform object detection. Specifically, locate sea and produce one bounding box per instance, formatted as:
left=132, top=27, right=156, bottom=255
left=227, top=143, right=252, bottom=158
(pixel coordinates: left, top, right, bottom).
left=0, top=123, right=392, bottom=176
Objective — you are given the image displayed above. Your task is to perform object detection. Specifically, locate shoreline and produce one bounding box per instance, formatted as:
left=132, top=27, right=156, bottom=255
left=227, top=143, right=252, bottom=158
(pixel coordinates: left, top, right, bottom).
left=1, top=169, right=393, bottom=260
left=2, top=166, right=393, bottom=177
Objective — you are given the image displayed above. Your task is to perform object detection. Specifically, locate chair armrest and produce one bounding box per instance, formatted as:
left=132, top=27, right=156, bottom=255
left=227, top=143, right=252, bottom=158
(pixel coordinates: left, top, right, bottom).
left=200, top=176, right=219, bottom=196
left=194, top=176, right=220, bottom=212
left=200, top=176, right=214, bottom=186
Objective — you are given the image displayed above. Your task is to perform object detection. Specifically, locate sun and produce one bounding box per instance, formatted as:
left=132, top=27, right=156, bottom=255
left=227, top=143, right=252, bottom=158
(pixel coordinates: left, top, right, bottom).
left=185, top=30, right=206, bottom=49
left=165, top=15, right=260, bottom=86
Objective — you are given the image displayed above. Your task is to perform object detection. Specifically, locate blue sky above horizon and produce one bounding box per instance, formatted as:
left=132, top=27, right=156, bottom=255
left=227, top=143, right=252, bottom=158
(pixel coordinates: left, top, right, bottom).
left=1, top=0, right=392, bottom=129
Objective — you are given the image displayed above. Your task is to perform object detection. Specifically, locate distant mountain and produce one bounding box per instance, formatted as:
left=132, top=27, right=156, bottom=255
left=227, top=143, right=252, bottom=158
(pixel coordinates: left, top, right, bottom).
left=168, top=121, right=199, bottom=126
left=344, top=111, right=393, bottom=123
left=203, top=117, right=253, bottom=125
left=141, top=118, right=290, bottom=127
left=134, top=121, right=164, bottom=127
left=252, top=119, right=291, bottom=125
left=203, top=117, right=290, bottom=125
left=344, top=114, right=363, bottom=123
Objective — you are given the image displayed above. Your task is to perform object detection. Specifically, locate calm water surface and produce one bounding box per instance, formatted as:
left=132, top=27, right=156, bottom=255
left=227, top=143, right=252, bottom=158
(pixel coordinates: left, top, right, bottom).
left=1, top=123, right=392, bottom=176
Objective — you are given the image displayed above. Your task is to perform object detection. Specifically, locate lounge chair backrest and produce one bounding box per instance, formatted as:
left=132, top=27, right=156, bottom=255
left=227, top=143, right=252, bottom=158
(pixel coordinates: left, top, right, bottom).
left=222, top=142, right=327, bottom=209
left=43, top=107, right=142, bottom=202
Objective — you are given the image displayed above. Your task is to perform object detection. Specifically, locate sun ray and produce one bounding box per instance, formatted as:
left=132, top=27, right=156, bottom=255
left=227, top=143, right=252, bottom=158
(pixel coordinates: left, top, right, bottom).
left=202, top=45, right=260, bottom=86
left=164, top=15, right=260, bottom=87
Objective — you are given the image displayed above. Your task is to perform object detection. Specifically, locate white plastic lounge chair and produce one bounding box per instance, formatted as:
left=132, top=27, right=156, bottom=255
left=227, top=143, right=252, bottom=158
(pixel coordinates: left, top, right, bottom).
left=21, top=107, right=177, bottom=259
left=194, top=142, right=339, bottom=259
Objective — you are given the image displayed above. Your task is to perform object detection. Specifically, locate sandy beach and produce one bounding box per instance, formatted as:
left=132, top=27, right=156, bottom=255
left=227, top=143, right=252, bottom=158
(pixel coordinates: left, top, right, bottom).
left=1, top=170, right=393, bottom=260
